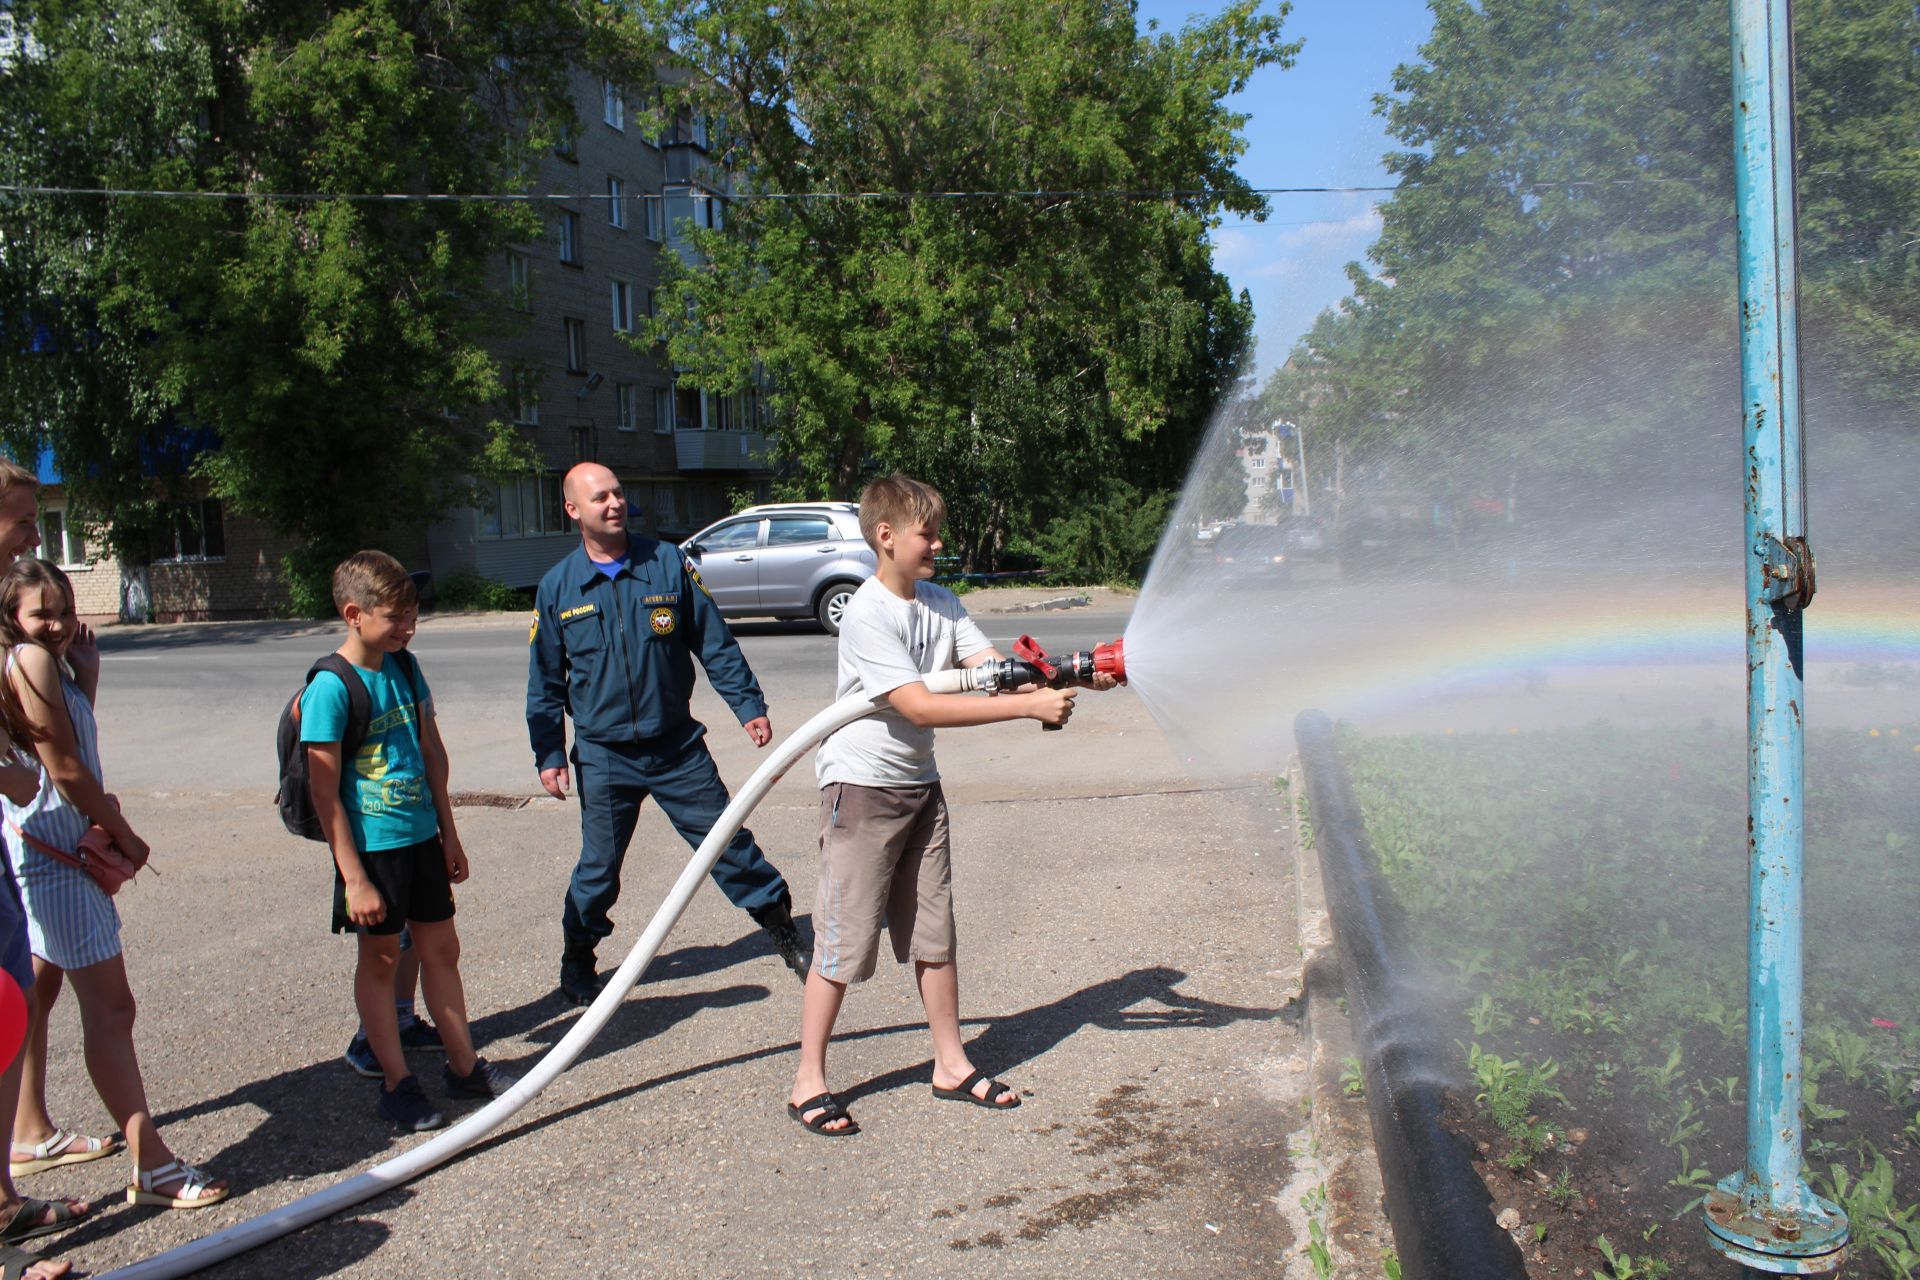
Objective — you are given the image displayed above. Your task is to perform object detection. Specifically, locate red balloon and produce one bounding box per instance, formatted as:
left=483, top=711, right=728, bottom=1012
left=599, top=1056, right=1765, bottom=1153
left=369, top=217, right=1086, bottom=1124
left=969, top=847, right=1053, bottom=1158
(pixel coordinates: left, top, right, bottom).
left=0, top=973, right=25, bottom=1066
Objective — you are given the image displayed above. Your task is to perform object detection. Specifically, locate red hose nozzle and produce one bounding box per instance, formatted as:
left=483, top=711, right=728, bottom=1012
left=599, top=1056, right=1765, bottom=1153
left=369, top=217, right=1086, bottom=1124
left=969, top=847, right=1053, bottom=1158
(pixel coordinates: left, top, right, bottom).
left=1010, top=635, right=1127, bottom=687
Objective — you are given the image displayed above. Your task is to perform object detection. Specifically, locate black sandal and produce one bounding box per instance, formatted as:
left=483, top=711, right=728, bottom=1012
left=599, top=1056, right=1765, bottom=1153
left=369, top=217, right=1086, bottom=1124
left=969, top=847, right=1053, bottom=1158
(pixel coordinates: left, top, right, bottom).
left=787, top=1091, right=860, bottom=1137
left=0, top=1198, right=87, bottom=1247
left=0, top=1244, right=53, bottom=1280
left=932, top=1069, right=1021, bottom=1109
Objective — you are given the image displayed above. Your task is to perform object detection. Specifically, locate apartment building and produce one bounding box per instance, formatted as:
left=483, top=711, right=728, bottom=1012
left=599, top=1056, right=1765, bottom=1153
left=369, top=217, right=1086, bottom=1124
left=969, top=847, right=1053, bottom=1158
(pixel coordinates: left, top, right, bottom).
left=427, top=69, right=776, bottom=588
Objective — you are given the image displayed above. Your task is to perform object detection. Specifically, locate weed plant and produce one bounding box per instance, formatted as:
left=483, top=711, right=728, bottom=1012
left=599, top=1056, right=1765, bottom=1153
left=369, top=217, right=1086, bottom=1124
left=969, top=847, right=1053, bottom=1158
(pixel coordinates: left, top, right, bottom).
left=1343, top=722, right=1920, bottom=1277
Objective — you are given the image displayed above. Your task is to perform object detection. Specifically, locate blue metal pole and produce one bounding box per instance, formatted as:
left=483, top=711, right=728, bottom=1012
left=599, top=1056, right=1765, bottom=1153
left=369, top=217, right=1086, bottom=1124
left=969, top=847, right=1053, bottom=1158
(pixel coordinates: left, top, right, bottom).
left=1702, top=0, right=1847, bottom=1271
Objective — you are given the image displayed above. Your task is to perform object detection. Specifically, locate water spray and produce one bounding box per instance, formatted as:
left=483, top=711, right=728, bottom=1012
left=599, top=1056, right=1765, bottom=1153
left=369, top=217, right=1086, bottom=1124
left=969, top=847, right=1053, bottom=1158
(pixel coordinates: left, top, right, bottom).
left=99, top=642, right=1122, bottom=1280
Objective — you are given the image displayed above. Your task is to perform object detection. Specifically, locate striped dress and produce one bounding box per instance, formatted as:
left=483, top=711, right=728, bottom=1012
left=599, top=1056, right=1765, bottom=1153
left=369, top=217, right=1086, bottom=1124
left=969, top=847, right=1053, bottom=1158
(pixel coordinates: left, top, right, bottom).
left=2, top=647, right=120, bottom=970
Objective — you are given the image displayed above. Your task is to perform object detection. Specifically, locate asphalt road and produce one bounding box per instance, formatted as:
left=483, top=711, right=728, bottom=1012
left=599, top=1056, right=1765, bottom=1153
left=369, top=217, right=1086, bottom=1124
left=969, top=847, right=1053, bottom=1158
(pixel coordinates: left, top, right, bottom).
left=35, top=597, right=1317, bottom=1279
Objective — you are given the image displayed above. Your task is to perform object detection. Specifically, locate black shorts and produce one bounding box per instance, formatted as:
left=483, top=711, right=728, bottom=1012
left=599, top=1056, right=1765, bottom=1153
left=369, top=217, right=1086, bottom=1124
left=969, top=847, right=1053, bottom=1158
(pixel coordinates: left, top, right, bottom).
left=331, top=835, right=455, bottom=936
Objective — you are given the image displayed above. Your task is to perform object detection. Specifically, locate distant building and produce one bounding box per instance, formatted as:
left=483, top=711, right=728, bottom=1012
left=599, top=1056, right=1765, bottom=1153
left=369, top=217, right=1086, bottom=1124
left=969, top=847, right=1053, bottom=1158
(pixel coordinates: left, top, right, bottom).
left=431, top=69, right=776, bottom=588
left=1235, top=427, right=1295, bottom=524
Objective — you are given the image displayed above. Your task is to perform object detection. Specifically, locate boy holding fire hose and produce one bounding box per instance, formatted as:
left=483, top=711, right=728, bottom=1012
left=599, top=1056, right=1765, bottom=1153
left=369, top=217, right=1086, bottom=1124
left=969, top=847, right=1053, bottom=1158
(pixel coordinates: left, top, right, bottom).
left=784, top=473, right=1114, bottom=1136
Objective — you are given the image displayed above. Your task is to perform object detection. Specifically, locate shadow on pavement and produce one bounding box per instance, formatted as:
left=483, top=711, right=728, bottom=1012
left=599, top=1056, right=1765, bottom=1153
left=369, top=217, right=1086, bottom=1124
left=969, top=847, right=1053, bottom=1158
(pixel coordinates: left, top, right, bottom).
left=466, top=962, right=1285, bottom=1156
left=840, top=964, right=1288, bottom=1103
left=98, top=620, right=339, bottom=653
left=147, top=975, right=765, bottom=1204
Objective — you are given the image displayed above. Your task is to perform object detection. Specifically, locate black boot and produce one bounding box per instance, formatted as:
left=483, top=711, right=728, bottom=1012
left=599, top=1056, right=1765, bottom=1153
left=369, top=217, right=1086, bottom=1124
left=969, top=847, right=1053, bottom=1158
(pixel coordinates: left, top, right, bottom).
left=750, top=899, right=810, bottom=983
left=559, top=937, right=608, bottom=1007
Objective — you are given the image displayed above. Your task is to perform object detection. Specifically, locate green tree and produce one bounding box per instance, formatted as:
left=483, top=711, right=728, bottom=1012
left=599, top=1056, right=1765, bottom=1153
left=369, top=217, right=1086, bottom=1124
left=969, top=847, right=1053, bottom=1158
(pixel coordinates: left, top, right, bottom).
left=1265, top=0, right=1920, bottom=532
left=637, top=0, right=1296, bottom=569
left=0, top=1, right=636, bottom=601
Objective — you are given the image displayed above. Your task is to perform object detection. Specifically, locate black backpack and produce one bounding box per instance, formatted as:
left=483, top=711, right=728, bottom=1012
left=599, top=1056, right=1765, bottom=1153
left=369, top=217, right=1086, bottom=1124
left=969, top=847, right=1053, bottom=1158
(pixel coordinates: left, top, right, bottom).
left=276, top=650, right=421, bottom=841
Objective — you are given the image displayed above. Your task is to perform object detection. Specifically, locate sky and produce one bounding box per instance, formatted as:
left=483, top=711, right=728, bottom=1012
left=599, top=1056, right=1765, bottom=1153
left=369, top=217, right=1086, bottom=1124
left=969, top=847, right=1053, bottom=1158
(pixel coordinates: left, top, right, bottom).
left=1131, top=0, right=1436, bottom=382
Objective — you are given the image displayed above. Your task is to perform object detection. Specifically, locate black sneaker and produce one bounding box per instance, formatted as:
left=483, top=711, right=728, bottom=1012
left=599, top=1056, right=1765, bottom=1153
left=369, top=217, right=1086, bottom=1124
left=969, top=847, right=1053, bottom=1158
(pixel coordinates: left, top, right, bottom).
left=398, top=1018, right=445, bottom=1052
left=559, top=943, right=607, bottom=1006
left=344, top=1032, right=381, bottom=1079
left=559, top=958, right=608, bottom=1006
left=445, top=1057, right=519, bottom=1100
left=376, top=1075, right=446, bottom=1133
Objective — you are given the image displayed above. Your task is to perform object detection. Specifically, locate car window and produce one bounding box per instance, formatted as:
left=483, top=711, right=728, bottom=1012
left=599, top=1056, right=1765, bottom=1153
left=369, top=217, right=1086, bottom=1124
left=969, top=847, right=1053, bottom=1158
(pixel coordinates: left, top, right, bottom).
left=766, top=516, right=834, bottom=547
left=698, top=520, right=761, bottom=552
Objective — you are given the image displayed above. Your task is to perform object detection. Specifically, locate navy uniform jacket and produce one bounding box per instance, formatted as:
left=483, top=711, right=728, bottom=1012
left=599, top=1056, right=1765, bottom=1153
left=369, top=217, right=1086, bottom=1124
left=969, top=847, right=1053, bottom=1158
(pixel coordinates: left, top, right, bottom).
left=527, top=538, right=768, bottom=772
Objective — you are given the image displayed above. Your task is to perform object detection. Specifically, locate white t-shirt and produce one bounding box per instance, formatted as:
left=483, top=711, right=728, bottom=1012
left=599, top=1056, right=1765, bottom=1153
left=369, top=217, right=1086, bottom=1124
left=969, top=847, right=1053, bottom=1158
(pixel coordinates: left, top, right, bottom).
left=814, top=577, right=992, bottom=788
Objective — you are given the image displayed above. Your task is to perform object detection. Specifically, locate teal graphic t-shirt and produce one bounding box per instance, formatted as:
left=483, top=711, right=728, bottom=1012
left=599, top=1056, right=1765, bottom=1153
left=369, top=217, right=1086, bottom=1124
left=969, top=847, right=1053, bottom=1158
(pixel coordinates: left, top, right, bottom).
left=299, top=652, right=439, bottom=852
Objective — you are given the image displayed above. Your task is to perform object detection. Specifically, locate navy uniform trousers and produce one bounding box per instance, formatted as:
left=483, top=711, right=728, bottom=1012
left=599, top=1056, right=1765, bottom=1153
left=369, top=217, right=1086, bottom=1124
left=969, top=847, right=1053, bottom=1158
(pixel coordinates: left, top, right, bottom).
left=563, top=734, right=788, bottom=945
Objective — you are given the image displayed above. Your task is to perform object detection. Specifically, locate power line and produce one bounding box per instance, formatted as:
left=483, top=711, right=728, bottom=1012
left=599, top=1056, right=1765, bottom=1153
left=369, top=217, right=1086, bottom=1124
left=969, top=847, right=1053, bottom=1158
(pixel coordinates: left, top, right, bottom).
left=0, top=166, right=1911, bottom=205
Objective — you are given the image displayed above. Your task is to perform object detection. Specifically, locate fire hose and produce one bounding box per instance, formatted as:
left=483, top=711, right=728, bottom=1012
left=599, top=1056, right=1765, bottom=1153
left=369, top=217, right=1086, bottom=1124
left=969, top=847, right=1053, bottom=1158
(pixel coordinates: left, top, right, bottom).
left=101, top=636, right=1123, bottom=1279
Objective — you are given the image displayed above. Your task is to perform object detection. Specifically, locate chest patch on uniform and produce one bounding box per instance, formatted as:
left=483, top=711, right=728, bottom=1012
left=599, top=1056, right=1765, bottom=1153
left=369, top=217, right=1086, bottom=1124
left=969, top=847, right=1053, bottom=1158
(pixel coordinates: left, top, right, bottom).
left=643, top=593, right=677, bottom=606
left=560, top=603, right=598, bottom=622
left=650, top=607, right=677, bottom=636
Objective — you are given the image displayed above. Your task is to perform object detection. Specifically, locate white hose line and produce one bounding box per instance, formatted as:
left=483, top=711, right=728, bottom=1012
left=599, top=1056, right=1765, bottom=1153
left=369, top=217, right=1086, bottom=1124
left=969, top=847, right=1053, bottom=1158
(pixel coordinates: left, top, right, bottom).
left=103, top=667, right=980, bottom=1279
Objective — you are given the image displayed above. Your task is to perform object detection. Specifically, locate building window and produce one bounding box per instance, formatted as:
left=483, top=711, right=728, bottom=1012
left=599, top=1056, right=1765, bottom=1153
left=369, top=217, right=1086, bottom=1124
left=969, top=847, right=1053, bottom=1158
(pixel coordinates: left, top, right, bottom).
left=614, top=383, right=637, bottom=431
left=151, top=499, right=225, bottom=563
left=643, top=195, right=663, bottom=242
left=607, top=176, right=626, bottom=228
left=564, top=317, right=586, bottom=372
left=674, top=383, right=702, bottom=430
left=652, top=387, right=673, bottom=434
left=644, top=288, right=656, bottom=319
left=480, top=474, right=570, bottom=540
left=602, top=80, right=624, bottom=130
left=610, top=281, right=632, bottom=333
left=37, top=509, right=87, bottom=568
left=693, top=193, right=724, bottom=230
left=1250, top=456, right=1266, bottom=470
left=506, top=366, right=540, bottom=425
left=553, top=117, right=576, bottom=161
left=507, top=251, right=532, bottom=310
left=557, top=211, right=580, bottom=265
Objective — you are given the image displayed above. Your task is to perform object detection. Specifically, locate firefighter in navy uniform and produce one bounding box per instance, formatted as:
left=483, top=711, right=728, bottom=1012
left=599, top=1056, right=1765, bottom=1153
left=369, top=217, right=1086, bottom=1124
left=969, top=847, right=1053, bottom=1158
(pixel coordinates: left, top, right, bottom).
left=527, top=462, right=808, bottom=1005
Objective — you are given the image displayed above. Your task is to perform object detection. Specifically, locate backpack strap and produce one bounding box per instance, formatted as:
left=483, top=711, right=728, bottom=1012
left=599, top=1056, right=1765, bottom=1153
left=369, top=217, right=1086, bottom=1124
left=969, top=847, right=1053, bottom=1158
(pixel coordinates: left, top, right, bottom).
left=305, top=654, right=373, bottom=762
left=390, top=648, right=426, bottom=745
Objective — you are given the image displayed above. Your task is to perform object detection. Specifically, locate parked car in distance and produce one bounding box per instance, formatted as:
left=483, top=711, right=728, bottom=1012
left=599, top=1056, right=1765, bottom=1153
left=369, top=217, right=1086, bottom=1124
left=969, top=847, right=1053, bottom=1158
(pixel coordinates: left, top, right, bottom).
left=1281, top=520, right=1328, bottom=557
left=680, top=502, right=874, bottom=634
left=1210, top=523, right=1293, bottom=583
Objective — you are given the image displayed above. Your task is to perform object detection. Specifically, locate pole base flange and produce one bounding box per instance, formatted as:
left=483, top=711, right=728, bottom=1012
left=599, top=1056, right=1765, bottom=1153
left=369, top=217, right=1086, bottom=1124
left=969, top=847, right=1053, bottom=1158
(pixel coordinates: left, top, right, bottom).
left=1703, top=1175, right=1849, bottom=1274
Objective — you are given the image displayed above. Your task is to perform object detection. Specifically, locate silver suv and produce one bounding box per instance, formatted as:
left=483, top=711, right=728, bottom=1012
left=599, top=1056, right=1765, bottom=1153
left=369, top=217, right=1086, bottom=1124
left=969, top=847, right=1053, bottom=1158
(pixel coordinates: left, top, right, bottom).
left=681, top=502, right=874, bottom=634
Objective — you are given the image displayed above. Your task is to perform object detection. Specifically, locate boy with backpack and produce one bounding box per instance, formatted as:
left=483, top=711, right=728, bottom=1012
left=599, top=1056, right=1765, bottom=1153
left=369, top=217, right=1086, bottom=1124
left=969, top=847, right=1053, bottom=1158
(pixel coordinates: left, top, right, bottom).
left=288, top=551, right=515, bottom=1132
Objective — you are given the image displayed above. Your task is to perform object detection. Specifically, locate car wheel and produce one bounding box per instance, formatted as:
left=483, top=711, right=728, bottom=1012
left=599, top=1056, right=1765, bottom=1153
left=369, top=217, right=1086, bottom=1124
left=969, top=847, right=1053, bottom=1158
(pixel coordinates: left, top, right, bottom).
left=816, top=582, right=856, bottom=635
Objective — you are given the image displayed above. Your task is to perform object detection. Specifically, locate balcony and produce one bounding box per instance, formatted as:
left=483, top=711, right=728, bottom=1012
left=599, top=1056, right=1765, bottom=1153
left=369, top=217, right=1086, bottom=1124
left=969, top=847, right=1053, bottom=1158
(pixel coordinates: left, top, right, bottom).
left=674, top=429, right=770, bottom=471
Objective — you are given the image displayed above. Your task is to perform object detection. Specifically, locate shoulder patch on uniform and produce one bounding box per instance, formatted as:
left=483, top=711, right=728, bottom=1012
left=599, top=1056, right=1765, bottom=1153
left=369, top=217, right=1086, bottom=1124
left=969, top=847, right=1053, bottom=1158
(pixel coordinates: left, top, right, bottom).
left=528, top=611, right=540, bottom=645
left=560, top=603, right=598, bottom=622
left=686, top=563, right=710, bottom=598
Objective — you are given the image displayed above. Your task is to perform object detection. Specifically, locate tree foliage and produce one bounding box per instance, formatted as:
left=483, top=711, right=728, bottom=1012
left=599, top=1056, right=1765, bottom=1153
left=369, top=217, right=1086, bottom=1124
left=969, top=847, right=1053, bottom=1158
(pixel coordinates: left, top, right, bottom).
left=1265, top=0, right=1920, bottom=536
left=638, top=0, right=1297, bottom=568
left=0, top=0, right=639, bottom=585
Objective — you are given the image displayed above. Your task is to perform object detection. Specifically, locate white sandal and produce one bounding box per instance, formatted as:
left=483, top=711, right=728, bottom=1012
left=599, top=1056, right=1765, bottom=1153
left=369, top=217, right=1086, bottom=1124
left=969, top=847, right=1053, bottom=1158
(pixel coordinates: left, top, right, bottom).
left=127, top=1159, right=229, bottom=1209
left=9, top=1129, right=122, bottom=1176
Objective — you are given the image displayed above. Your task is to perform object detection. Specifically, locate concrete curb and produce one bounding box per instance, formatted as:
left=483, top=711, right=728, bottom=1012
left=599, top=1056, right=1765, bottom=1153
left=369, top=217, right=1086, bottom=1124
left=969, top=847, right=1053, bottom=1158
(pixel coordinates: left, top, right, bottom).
left=983, top=593, right=1094, bottom=613
left=1289, top=757, right=1394, bottom=1273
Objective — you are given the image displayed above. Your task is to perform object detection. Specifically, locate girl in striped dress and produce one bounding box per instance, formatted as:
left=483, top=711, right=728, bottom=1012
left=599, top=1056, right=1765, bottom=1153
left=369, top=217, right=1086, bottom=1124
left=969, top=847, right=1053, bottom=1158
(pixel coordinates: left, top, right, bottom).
left=0, top=559, right=228, bottom=1210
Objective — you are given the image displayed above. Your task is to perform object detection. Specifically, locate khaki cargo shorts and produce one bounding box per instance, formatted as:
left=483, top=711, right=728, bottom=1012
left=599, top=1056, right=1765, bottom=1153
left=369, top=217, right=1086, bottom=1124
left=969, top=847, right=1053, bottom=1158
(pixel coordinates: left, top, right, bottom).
left=812, top=781, right=955, bottom=984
